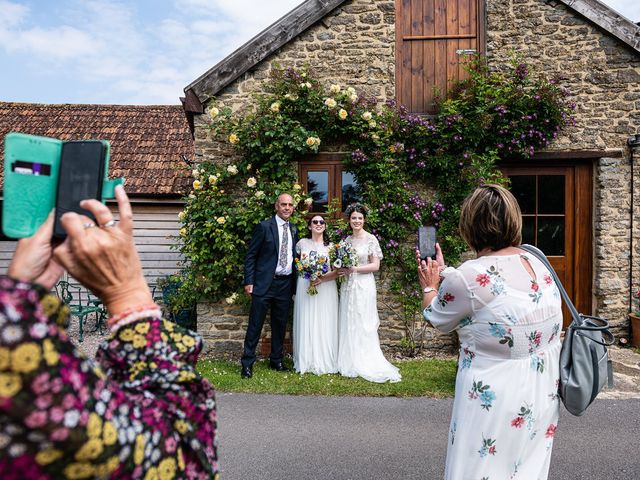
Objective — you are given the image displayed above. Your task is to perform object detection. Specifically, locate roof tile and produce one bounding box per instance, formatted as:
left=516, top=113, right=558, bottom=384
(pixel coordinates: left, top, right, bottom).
left=0, top=102, right=194, bottom=197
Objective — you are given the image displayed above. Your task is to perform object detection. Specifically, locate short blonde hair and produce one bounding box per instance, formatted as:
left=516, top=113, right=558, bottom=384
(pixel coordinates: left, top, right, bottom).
left=459, top=184, right=522, bottom=252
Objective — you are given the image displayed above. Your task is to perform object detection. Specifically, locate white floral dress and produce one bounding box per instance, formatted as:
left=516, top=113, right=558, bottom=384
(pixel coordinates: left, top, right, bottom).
left=423, top=253, right=562, bottom=480
left=337, top=233, right=401, bottom=383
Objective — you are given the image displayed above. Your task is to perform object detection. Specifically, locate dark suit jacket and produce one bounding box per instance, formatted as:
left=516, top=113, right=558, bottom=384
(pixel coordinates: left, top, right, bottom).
left=244, top=217, right=298, bottom=297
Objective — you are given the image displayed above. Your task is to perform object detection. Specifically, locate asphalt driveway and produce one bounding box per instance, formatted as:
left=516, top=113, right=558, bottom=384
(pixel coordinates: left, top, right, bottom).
left=216, top=393, right=640, bottom=480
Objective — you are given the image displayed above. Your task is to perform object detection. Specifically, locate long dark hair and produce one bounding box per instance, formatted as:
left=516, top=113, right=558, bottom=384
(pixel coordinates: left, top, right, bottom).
left=307, top=216, right=330, bottom=246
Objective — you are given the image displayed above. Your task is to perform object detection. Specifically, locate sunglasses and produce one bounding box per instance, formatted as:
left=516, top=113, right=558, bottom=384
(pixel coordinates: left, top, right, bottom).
left=311, top=219, right=326, bottom=225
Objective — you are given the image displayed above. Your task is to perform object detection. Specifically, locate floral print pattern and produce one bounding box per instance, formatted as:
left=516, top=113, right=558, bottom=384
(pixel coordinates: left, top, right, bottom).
left=0, top=276, right=219, bottom=479
left=527, top=330, right=545, bottom=373
left=468, top=380, right=496, bottom=411
left=489, top=323, right=514, bottom=348
left=478, top=436, right=497, bottom=457
left=460, top=346, right=475, bottom=370
left=510, top=403, right=536, bottom=432
left=529, top=280, right=542, bottom=303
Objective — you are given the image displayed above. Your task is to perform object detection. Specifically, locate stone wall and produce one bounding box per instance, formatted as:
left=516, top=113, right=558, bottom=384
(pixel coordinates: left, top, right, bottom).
left=194, top=0, right=640, bottom=355
left=486, top=0, right=640, bottom=333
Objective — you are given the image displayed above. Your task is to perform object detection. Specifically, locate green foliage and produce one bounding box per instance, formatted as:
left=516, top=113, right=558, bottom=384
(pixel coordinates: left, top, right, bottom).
left=176, top=60, right=574, bottom=348
left=197, top=358, right=457, bottom=397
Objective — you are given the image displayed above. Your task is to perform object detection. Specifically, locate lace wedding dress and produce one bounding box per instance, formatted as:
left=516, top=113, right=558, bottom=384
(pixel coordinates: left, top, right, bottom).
left=337, top=233, right=401, bottom=383
left=293, top=238, right=339, bottom=374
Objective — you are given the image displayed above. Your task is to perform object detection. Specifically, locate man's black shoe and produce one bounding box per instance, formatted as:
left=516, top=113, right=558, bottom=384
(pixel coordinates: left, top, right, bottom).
left=241, top=366, right=253, bottom=378
left=268, top=361, right=290, bottom=372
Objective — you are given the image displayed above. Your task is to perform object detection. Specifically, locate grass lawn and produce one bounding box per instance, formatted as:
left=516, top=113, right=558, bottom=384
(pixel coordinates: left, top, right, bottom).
left=197, top=358, right=457, bottom=397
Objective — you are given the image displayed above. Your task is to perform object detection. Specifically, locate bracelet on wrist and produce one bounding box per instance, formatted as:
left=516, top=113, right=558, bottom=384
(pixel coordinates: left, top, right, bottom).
left=108, top=303, right=162, bottom=332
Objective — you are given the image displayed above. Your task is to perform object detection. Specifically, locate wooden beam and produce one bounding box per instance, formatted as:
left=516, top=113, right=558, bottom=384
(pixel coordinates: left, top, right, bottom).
left=402, top=34, right=477, bottom=40
left=556, top=0, right=640, bottom=54
left=182, top=89, right=204, bottom=114
left=532, top=149, right=623, bottom=160
left=184, top=0, right=349, bottom=104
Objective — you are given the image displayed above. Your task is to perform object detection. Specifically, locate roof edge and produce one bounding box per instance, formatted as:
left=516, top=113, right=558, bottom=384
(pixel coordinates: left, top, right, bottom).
left=183, top=0, right=348, bottom=105
left=558, top=0, right=640, bottom=54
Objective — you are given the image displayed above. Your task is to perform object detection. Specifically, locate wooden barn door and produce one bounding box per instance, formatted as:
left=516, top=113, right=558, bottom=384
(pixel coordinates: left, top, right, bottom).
left=396, top=0, right=485, bottom=113
left=501, top=163, right=593, bottom=327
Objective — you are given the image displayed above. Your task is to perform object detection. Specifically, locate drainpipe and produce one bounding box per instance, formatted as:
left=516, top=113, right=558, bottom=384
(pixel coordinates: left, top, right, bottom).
left=627, top=134, right=640, bottom=312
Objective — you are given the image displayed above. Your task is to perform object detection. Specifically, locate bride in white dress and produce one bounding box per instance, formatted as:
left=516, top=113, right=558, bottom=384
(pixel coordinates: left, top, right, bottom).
left=293, top=215, right=339, bottom=374
left=337, top=204, right=401, bottom=383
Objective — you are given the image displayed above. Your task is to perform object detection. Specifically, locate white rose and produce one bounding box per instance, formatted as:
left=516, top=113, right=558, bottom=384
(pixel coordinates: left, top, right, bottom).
left=192, top=169, right=199, bottom=178
left=227, top=165, right=238, bottom=175
left=270, top=102, right=280, bottom=113
left=255, top=190, right=265, bottom=199
left=247, top=177, right=257, bottom=187
left=178, top=211, right=186, bottom=221
left=324, top=98, right=337, bottom=109
left=208, top=106, right=219, bottom=118
left=209, top=175, right=217, bottom=184
left=350, top=94, right=358, bottom=103
left=347, top=86, right=356, bottom=95
left=362, top=111, right=372, bottom=121
left=329, top=84, right=341, bottom=94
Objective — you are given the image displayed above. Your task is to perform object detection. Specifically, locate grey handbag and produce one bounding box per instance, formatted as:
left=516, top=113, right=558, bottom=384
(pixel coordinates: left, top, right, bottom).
left=520, top=244, right=615, bottom=416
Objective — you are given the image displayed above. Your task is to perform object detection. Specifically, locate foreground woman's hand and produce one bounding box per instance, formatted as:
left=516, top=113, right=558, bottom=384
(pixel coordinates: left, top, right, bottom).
left=53, top=185, right=153, bottom=315
left=8, top=211, right=64, bottom=289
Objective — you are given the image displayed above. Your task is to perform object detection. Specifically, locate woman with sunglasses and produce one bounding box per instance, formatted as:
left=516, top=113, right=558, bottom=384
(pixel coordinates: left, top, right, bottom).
left=292, top=215, right=339, bottom=374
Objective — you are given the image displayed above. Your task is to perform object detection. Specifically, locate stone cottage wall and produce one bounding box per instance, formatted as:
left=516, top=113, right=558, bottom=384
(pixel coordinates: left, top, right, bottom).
left=487, top=0, right=640, bottom=335
left=195, top=0, right=640, bottom=355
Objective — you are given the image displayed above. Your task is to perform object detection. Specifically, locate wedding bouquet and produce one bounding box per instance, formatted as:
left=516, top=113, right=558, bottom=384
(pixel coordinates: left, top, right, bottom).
left=295, top=251, right=330, bottom=295
left=328, top=241, right=359, bottom=270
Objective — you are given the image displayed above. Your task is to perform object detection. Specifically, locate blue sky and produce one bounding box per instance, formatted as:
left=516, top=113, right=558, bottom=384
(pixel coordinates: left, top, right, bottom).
left=1, top=0, right=638, bottom=105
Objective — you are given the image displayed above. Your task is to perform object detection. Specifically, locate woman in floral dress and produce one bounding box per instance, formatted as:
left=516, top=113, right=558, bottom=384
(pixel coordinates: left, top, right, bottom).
left=419, top=185, right=562, bottom=480
left=0, top=186, right=218, bottom=479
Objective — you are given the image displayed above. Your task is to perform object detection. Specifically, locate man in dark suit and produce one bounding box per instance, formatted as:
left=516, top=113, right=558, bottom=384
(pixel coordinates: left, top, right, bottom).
left=241, top=193, right=298, bottom=378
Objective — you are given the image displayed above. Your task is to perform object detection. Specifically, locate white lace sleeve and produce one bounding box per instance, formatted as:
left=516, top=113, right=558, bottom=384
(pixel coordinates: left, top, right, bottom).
left=367, top=235, right=383, bottom=260
left=295, top=239, right=303, bottom=256
left=422, top=268, right=473, bottom=334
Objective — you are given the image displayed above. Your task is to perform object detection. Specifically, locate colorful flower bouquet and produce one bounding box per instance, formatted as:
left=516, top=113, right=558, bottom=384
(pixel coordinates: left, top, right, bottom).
left=328, top=241, right=359, bottom=270
left=295, top=251, right=329, bottom=295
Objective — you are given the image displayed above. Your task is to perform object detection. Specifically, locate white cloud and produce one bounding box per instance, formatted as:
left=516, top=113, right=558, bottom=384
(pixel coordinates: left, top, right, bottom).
left=0, top=0, right=29, bottom=28
left=603, top=0, right=640, bottom=21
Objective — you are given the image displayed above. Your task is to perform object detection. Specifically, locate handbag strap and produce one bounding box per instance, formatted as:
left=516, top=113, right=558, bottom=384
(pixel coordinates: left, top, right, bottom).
left=519, top=244, right=581, bottom=321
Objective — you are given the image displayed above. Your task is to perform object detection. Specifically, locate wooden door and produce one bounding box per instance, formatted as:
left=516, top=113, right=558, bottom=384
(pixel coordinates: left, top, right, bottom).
left=501, top=164, right=593, bottom=327
left=395, top=0, right=485, bottom=113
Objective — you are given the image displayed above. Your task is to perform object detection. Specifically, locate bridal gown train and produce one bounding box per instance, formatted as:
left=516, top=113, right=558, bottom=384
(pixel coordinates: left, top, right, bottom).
left=293, top=239, right=339, bottom=374
left=337, top=233, right=401, bottom=383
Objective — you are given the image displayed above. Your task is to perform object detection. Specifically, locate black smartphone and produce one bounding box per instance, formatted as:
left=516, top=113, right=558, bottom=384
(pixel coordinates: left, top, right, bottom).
left=53, top=141, right=106, bottom=239
left=418, top=226, right=437, bottom=260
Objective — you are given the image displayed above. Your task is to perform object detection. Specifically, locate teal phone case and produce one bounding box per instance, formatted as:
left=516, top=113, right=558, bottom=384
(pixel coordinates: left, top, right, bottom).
left=3, top=133, right=124, bottom=238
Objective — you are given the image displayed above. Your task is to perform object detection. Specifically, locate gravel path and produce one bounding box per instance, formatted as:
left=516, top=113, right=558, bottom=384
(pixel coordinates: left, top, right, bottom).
left=67, top=313, right=110, bottom=358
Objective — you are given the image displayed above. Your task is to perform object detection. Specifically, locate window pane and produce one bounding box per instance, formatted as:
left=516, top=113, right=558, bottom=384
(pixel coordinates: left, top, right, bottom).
left=341, top=171, right=361, bottom=211
left=537, top=216, right=565, bottom=255
left=522, top=216, right=535, bottom=245
left=509, top=176, right=536, bottom=214
left=538, top=175, right=565, bottom=214
left=307, top=171, right=329, bottom=212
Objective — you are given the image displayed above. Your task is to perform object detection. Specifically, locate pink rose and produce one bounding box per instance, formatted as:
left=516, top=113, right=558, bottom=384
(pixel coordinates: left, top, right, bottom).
left=51, top=427, right=70, bottom=441
left=25, top=410, right=48, bottom=428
